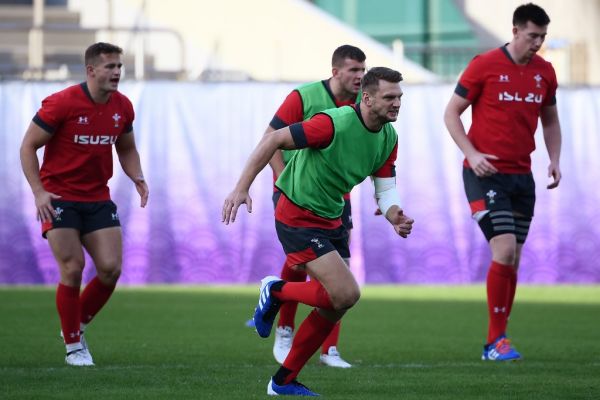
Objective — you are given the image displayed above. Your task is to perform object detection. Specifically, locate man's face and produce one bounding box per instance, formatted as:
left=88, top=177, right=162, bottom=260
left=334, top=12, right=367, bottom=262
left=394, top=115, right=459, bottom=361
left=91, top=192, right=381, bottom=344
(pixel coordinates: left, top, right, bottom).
left=88, top=53, right=122, bottom=92
left=513, top=21, right=547, bottom=59
left=333, top=58, right=366, bottom=95
left=367, top=80, right=402, bottom=123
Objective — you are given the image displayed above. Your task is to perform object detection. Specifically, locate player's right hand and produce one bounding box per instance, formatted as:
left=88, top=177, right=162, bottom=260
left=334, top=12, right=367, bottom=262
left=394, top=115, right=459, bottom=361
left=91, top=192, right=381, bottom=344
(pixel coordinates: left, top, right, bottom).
left=467, top=152, right=499, bottom=177
left=33, top=189, right=62, bottom=222
left=222, top=190, right=252, bottom=225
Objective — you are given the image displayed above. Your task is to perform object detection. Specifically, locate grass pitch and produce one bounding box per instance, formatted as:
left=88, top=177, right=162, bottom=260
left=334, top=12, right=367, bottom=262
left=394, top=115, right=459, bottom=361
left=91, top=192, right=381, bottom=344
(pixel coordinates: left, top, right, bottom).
left=0, top=285, right=598, bottom=399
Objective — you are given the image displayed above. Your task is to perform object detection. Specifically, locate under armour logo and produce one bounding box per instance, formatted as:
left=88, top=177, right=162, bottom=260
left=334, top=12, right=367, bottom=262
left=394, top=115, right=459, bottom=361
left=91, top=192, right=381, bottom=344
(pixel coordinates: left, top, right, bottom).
left=499, top=74, right=509, bottom=82
left=486, top=190, right=497, bottom=204
left=77, top=116, right=89, bottom=124
left=112, top=113, right=121, bottom=128
left=493, top=306, right=506, bottom=313
left=310, top=238, right=324, bottom=249
left=111, top=212, right=119, bottom=221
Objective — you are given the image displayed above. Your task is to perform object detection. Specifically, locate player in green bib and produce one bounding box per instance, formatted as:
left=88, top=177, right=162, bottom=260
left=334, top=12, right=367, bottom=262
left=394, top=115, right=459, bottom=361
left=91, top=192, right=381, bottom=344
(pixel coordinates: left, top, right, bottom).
left=265, top=45, right=365, bottom=368
left=222, top=67, right=414, bottom=397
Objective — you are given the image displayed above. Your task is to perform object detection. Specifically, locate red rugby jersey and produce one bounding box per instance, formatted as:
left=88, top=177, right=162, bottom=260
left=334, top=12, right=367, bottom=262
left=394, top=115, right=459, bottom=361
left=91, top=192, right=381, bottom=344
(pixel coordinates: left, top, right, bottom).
left=456, top=46, right=558, bottom=173
left=33, top=82, right=134, bottom=201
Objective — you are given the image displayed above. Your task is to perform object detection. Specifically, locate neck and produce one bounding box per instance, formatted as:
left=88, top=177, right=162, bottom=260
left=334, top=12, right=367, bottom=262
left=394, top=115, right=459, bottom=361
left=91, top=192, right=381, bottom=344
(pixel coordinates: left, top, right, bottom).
left=359, top=103, right=384, bottom=131
left=505, top=42, right=531, bottom=65
left=86, top=81, right=111, bottom=104
left=329, top=78, right=355, bottom=103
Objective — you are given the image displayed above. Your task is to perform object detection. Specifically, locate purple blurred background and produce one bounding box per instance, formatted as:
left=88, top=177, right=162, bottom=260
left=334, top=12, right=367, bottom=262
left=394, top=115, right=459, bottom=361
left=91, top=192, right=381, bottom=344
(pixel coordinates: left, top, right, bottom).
left=1, top=82, right=598, bottom=284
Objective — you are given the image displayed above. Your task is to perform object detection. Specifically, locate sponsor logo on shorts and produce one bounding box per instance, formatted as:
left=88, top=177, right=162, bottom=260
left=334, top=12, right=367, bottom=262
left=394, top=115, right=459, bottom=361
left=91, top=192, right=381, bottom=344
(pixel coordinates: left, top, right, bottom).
left=111, top=212, right=119, bottom=221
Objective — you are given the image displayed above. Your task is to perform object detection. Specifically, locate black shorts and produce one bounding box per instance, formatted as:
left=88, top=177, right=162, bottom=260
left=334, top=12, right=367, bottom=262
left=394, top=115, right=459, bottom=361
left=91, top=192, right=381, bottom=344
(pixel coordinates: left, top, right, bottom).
left=272, top=191, right=353, bottom=230
left=41, top=200, right=121, bottom=238
left=463, top=167, right=535, bottom=217
left=275, top=220, right=350, bottom=267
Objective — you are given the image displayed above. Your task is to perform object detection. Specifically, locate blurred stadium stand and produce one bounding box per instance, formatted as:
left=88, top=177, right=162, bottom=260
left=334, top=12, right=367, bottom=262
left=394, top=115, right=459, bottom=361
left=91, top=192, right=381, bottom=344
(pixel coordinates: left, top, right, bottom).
left=0, top=0, right=598, bottom=83
left=0, top=0, right=183, bottom=80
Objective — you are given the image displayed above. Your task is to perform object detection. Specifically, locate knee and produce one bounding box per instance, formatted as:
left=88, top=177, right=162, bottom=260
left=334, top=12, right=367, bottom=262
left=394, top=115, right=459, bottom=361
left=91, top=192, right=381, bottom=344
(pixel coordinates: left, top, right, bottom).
left=332, top=286, right=361, bottom=311
left=60, top=259, right=85, bottom=286
left=494, top=247, right=517, bottom=265
left=95, top=260, right=122, bottom=286
left=490, top=236, right=518, bottom=265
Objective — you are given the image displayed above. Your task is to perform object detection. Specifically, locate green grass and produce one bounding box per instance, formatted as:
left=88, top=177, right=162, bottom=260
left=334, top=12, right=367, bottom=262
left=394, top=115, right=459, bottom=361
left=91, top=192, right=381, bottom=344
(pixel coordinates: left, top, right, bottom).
left=1, top=285, right=599, bottom=399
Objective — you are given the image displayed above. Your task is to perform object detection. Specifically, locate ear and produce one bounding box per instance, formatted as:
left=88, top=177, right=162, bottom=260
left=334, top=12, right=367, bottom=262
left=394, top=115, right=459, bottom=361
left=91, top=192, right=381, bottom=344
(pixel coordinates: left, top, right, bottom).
left=362, top=91, right=371, bottom=106
left=512, top=26, right=518, bottom=37
left=331, top=66, right=339, bottom=78
left=86, top=64, right=95, bottom=76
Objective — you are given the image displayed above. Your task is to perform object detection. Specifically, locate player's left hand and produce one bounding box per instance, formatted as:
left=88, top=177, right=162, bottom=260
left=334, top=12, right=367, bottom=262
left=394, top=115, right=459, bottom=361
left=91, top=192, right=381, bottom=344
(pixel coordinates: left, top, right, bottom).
left=134, top=176, right=149, bottom=207
left=222, top=190, right=252, bottom=225
left=547, top=163, right=561, bottom=189
left=386, top=206, right=414, bottom=238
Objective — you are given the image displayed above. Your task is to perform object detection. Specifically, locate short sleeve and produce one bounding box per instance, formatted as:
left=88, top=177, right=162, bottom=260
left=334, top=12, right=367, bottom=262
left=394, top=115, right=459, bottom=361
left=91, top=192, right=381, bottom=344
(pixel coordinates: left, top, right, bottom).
left=270, top=90, right=304, bottom=129
left=33, top=92, right=67, bottom=134
left=543, top=63, right=558, bottom=106
left=456, top=55, right=485, bottom=102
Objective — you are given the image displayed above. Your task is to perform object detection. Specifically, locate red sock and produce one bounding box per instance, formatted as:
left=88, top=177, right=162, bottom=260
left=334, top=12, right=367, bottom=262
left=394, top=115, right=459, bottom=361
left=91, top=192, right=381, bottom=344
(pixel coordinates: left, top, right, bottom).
left=506, top=269, right=518, bottom=319
left=278, top=263, right=307, bottom=329
left=56, top=283, right=81, bottom=344
left=272, top=279, right=333, bottom=310
left=282, top=309, right=336, bottom=384
left=80, top=277, right=116, bottom=325
left=321, top=321, right=341, bottom=354
left=486, top=261, right=515, bottom=343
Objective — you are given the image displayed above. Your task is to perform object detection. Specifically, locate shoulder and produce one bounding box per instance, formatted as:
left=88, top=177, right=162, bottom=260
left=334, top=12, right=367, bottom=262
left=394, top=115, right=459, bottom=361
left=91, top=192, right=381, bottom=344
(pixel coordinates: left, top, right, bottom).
left=469, top=48, right=504, bottom=67
left=296, top=80, right=326, bottom=95
left=112, top=91, right=134, bottom=112
left=531, top=54, right=556, bottom=72
left=44, top=83, right=82, bottom=102
left=321, top=105, right=355, bottom=119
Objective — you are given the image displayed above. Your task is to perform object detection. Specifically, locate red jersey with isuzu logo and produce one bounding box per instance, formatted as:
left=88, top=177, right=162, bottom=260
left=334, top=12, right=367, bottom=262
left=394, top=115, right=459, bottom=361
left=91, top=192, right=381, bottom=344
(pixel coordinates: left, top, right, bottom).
left=455, top=45, right=558, bottom=173
left=33, top=82, right=134, bottom=201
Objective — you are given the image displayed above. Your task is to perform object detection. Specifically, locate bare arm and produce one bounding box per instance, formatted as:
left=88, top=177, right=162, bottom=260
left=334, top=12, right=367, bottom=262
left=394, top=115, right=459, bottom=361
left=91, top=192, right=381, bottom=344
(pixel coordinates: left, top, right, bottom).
left=540, top=104, right=562, bottom=189
left=19, top=122, right=60, bottom=222
left=222, top=127, right=296, bottom=224
left=444, top=93, right=498, bottom=177
left=115, top=131, right=149, bottom=207
left=265, top=125, right=286, bottom=178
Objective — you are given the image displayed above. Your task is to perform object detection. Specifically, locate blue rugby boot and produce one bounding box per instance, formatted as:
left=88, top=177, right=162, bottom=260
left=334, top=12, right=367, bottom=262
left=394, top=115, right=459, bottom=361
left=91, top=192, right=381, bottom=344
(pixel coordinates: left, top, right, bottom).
left=482, top=335, right=522, bottom=361
left=253, top=275, right=283, bottom=338
left=267, top=378, right=320, bottom=396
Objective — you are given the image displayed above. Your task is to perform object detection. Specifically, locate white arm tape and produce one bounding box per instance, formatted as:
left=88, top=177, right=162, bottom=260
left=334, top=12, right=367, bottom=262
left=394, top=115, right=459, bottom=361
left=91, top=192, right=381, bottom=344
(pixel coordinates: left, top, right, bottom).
left=373, top=176, right=402, bottom=215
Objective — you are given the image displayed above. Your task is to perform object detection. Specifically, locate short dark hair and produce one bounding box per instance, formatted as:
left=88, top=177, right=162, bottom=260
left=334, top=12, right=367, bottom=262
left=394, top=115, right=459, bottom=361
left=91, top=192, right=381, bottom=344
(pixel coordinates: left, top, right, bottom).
left=513, top=3, right=550, bottom=27
left=331, top=45, right=366, bottom=67
left=361, top=67, right=403, bottom=93
left=84, top=42, right=123, bottom=65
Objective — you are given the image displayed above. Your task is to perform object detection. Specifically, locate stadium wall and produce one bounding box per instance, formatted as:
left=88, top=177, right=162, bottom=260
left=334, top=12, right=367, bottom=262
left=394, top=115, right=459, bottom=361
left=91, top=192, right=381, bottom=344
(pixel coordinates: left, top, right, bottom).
left=1, top=81, right=599, bottom=284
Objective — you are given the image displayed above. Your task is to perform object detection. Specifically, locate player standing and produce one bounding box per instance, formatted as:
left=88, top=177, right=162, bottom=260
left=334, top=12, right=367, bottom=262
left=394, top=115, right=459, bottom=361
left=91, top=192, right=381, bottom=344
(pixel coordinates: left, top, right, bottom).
left=20, top=42, right=149, bottom=366
left=444, top=3, right=561, bottom=361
